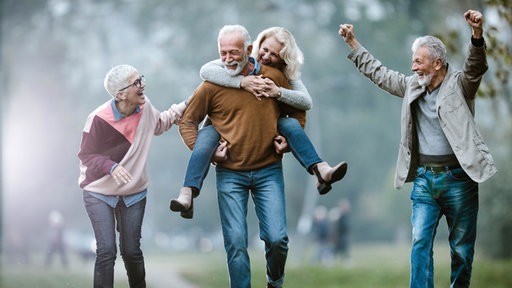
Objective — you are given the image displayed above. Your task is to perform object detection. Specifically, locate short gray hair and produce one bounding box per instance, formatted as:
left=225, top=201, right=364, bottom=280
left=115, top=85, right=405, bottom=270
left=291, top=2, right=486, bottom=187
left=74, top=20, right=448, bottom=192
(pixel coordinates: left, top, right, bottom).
left=217, top=24, right=252, bottom=51
left=104, top=64, right=138, bottom=98
left=411, top=36, right=447, bottom=67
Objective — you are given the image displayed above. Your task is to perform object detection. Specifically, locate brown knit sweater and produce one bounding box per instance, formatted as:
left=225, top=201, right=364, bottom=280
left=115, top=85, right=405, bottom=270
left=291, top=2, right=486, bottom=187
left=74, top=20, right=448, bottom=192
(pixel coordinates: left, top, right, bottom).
left=180, top=64, right=302, bottom=171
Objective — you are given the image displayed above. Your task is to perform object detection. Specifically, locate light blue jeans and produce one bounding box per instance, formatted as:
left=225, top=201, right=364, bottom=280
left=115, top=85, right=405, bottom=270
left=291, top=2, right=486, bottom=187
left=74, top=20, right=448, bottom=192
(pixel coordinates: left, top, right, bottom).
left=183, top=125, right=220, bottom=194
left=410, top=166, right=478, bottom=288
left=216, top=161, right=288, bottom=288
left=277, top=117, right=322, bottom=173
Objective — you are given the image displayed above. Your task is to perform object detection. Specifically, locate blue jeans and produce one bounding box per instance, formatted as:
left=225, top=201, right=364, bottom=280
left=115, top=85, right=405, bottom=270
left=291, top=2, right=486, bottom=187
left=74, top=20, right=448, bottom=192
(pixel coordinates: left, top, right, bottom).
left=183, top=125, right=220, bottom=193
left=277, top=117, right=322, bottom=173
left=216, top=161, right=288, bottom=288
left=410, top=167, right=478, bottom=288
left=83, top=191, right=146, bottom=288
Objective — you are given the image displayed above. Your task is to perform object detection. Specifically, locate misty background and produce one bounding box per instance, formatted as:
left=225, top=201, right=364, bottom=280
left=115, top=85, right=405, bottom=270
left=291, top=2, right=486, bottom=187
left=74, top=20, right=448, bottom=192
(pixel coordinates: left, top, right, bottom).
left=1, top=0, right=511, bottom=269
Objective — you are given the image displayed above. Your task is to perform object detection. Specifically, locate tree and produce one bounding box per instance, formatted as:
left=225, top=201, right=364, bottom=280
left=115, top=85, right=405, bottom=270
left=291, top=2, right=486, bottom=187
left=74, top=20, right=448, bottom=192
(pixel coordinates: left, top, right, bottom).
left=439, top=0, right=512, bottom=259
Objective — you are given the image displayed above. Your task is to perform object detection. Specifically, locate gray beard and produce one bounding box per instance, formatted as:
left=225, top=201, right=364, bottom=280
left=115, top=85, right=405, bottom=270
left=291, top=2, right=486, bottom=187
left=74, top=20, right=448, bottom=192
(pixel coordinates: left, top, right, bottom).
left=226, top=66, right=242, bottom=76
left=418, top=73, right=433, bottom=88
left=224, top=54, right=249, bottom=76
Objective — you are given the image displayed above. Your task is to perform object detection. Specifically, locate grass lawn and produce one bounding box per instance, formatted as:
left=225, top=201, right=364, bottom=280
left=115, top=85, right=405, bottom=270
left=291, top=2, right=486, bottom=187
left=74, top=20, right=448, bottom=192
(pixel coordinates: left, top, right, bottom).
left=177, top=243, right=512, bottom=288
left=1, top=252, right=128, bottom=288
left=2, top=243, right=512, bottom=287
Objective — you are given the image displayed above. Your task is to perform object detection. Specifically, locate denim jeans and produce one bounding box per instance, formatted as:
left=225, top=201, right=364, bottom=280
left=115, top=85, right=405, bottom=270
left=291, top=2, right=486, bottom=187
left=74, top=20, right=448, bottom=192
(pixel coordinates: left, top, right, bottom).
left=278, top=117, right=322, bottom=173
left=83, top=191, right=146, bottom=288
left=410, top=167, right=478, bottom=288
left=216, top=161, right=289, bottom=288
left=183, top=125, right=220, bottom=193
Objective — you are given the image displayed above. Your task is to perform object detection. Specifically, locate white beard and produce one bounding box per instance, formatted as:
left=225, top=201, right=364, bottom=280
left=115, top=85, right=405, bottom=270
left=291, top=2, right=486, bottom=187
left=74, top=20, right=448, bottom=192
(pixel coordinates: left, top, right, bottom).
left=418, top=73, right=433, bottom=88
left=224, top=54, right=249, bottom=76
left=225, top=65, right=243, bottom=76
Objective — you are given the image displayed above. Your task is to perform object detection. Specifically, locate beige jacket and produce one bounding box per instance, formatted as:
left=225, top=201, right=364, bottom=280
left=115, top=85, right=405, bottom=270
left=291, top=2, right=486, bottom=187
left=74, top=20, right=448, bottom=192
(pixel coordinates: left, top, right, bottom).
left=347, top=42, right=497, bottom=189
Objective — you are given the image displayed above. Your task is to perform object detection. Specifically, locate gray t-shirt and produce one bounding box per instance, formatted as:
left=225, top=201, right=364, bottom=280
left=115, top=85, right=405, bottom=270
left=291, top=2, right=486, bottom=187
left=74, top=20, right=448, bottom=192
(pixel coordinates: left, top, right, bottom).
left=415, top=87, right=454, bottom=156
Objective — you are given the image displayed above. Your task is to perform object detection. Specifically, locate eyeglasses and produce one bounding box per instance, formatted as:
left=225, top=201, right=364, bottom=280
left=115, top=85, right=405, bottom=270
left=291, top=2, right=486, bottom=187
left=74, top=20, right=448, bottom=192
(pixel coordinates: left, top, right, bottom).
left=118, top=75, right=144, bottom=91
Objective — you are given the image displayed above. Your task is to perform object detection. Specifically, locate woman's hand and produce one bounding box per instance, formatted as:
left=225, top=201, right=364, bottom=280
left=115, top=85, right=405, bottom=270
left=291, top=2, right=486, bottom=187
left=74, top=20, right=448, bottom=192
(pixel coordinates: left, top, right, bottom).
left=111, top=165, right=133, bottom=185
left=241, top=75, right=280, bottom=100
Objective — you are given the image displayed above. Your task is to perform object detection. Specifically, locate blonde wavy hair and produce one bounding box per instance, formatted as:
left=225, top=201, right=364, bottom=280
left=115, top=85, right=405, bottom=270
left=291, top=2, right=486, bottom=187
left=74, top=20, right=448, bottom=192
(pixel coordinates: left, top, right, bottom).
left=251, top=27, right=304, bottom=81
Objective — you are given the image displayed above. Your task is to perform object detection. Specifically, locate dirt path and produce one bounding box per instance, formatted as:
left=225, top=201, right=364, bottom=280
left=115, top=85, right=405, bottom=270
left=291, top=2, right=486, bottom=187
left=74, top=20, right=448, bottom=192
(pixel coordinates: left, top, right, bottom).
left=145, top=259, right=198, bottom=288
left=113, top=257, right=198, bottom=288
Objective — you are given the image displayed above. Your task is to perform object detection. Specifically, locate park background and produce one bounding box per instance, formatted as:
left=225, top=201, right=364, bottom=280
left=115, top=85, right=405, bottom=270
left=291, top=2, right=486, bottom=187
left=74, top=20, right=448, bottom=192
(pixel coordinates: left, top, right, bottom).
left=1, top=0, right=511, bottom=287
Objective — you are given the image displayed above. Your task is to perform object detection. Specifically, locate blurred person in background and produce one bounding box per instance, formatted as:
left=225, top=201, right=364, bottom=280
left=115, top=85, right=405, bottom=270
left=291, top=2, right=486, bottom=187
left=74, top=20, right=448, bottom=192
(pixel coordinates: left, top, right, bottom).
left=44, top=210, right=68, bottom=268
left=311, top=205, right=333, bottom=266
left=78, top=64, right=184, bottom=288
left=331, top=199, right=351, bottom=266
left=338, top=9, right=496, bottom=288
left=170, top=26, right=347, bottom=219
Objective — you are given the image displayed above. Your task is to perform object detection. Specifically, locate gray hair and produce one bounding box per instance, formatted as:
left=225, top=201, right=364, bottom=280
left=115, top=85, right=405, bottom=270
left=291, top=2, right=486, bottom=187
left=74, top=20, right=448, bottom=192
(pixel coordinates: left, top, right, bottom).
left=217, top=24, right=252, bottom=51
left=104, top=64, right=138, bottom=98
left=251, top=26, right=304, bottom=81
left=411, top=36, right=447, bottom=67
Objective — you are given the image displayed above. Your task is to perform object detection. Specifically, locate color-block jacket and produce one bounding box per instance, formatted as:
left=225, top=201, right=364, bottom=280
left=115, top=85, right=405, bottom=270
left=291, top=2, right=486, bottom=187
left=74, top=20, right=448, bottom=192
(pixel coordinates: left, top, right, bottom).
left=78, top=97, right=179, bottom=196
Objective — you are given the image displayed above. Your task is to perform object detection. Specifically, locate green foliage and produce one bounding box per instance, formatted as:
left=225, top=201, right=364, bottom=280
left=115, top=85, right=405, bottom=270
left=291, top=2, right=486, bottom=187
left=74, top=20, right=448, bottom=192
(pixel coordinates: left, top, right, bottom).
left=479, top=0, right=512, bottom=107
left=2, top=270, right=94, bottom=288
left=478, top=124, right=512, bottom=259
left=435, top=0, right=512, bottom=260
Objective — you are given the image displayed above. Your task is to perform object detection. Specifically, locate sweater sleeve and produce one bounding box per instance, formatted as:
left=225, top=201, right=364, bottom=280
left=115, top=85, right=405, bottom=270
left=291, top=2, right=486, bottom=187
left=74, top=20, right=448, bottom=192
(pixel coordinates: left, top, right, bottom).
left=78, top=113, right=120, bottom=188
left=201, top=60, right=312, bottom=111
left=178, top=84, right=211, bottom=150
left=78, top=120, right=117, bottom=177
left=153, top=107, right=177, bottom=135
left=278, top=79, right=312, bottom=111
